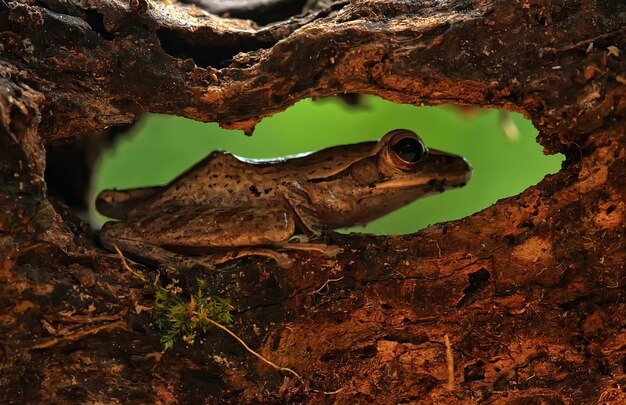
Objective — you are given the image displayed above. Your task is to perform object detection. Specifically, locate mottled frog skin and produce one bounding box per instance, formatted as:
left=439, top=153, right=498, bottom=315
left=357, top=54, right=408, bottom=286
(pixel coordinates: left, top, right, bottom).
left=97, top=129, right=471, bottom=269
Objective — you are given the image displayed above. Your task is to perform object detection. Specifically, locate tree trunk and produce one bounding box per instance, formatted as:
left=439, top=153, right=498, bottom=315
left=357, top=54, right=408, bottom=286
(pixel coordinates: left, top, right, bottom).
left=1, top=0, right=625, bottom=403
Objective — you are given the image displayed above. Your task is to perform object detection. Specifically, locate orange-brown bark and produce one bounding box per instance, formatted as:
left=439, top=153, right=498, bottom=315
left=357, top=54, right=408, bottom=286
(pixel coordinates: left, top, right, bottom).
left=1, top=0, right=625, bottom=403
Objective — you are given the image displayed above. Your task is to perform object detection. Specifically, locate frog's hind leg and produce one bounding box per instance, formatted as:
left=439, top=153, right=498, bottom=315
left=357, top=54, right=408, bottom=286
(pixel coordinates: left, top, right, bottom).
left=100, top=204, right=335, bottom=271
left=101, top=234, right=215, bottom=270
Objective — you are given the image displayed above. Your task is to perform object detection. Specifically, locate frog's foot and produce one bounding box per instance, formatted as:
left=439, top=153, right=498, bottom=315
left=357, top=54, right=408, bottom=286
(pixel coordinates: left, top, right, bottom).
left=275, top=241, right=343, bottom=257
left=207, top=248, right=294, bottom=269
left=103, top=236, right=295, bottom=270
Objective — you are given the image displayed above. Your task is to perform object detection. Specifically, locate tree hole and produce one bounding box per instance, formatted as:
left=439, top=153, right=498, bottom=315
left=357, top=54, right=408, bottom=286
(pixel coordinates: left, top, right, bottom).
left=89, top=97, right=564, bottom=235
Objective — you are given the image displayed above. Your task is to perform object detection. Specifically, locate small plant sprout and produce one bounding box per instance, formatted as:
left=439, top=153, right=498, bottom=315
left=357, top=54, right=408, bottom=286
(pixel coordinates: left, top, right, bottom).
left=152, top=276, right=234, bottom=350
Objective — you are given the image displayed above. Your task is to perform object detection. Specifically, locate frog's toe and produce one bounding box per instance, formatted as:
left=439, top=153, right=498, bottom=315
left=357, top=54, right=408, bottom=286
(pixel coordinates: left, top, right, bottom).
left=214, top=248, right=294, bottom=269
left=289, top=234, right=310, bottom=243
left=248, top=249, right=293, bottom=268
left=322, top=245, right=343, bottom=257
left=275, top=254, right=295, bottom=269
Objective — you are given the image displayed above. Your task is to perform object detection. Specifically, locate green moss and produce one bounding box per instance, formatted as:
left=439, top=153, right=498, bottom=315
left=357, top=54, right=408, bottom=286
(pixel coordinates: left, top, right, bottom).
left=152, top=276, right=234, bottom=350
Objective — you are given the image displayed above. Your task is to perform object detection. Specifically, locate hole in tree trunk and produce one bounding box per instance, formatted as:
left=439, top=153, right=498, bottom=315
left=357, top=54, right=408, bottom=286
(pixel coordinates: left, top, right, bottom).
left=89, top=97, right=564, bottom=236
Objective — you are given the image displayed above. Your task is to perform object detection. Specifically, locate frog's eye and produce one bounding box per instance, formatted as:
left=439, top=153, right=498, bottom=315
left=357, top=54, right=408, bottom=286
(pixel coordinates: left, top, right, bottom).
left=386, top=131, right=427, bottom=169
left=393, top=137, right=426, bottom=163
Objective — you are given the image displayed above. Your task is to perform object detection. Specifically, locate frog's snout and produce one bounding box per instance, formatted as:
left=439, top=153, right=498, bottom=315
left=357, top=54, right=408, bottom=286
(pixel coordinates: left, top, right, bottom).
left=461, top=157, right=473, bottom=186
left=426, top=148, right=472, bottom=188
left=439, top=154, right=472, bottom=188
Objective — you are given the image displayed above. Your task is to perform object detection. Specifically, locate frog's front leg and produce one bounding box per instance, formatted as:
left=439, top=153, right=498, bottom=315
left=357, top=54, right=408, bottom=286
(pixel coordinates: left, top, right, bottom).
left=277, top=180, right=343, bottom=256
left=277, top=180, right=327, bottom=236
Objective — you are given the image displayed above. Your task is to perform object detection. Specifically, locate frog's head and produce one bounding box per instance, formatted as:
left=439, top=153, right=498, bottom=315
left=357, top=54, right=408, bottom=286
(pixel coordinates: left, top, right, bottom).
left=327, top=129, right=472, bottom=226
left=371, top=129, right=471, bottom=191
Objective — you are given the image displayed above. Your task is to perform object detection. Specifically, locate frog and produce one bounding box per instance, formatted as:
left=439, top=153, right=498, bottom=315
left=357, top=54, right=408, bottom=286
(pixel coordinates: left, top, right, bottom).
left=96, top=129, right=471, bottom=270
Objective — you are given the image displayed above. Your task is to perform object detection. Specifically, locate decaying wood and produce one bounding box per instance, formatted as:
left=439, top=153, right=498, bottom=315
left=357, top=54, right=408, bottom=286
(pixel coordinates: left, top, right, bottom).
left=1, top=0, right=625, bottom=403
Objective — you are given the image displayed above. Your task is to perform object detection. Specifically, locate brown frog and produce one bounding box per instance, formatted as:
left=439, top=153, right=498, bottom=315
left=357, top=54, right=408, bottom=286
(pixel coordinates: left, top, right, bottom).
left=96, top=129, right=471, bottom=269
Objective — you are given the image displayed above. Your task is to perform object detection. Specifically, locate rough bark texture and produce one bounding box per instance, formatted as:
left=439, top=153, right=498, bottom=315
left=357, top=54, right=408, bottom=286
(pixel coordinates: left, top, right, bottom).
left=1, top=0, right=626, bottom=403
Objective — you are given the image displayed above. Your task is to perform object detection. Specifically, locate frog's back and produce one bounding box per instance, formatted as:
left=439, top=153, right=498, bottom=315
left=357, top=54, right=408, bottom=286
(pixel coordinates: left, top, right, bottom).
left=97, top=151, right=245, bottom=218
left=97, top=141, right=379, bottom=219
left=238, top=141, right=377, bottom=179
left=141, top=151, right=266, bottom=210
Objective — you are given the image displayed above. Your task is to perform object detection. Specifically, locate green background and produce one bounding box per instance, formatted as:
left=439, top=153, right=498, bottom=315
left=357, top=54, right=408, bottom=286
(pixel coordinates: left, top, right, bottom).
left=93, top=97, right=563, bottom=234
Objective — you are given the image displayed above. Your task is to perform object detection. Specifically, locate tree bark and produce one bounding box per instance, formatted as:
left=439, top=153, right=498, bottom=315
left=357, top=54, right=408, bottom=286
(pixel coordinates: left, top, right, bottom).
left=1, top=0, right=625, bottom=403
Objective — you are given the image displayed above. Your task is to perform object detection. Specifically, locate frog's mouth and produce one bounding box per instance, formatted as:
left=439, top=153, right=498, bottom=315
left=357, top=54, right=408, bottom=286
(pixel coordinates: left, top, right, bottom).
left=374, top=172, right=471, bottom=190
